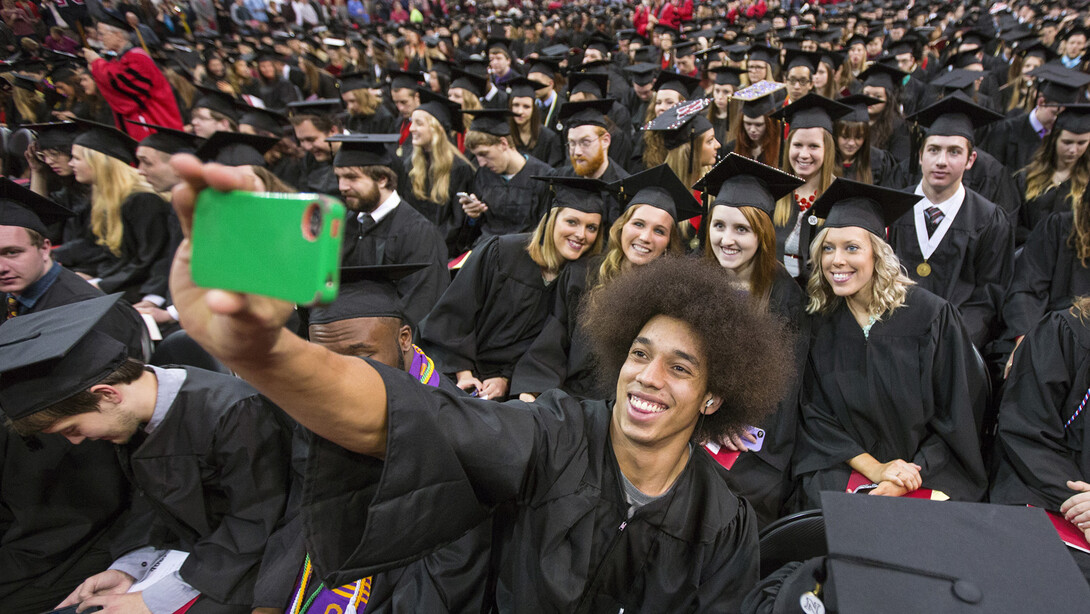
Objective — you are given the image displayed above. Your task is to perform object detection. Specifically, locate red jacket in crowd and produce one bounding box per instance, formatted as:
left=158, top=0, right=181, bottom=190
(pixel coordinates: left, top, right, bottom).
left=90, top=47, right=184, bottom=140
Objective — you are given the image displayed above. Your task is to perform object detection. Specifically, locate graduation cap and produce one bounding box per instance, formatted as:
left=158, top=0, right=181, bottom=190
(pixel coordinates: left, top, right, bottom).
left=194, top=132, right=278, bottom=167
left=0, top=176, right=75, bottom=235
left=693, top=153, right=803, bottom=219
left=71, top=119, right=138, bottom=165
left=463, top=109, right=513, bottom=137
left=487, top=36, right=513, bottom=58
left=837, top=94, right=883, bottom=123
left=127, top=121, right=204, bottom=155
left=748, top=44, right=780, bottom=68
left=339, top=71, right=380, bottom=92
left=944, top=48, right=986, bottom=70
left=1053, top=104, right=1090, bottom=134
left=238, top=105, right=289, bottom=137
left=1032, top=65, right=1090, bottom=105
left=770, top=93, right=853, bottom=134
left=929, top=68, right=986, bottom=93
left=532, top=175, right=608, bottom=216
left=858, top=62, right=907, bottom=92
left=193, top=85, right=241, bottom=121
left=255, top=47, right=291, bottom=64
left=820, top=50, right=847, bottom=72
left=585, top=32, right=616, bottom=56
left=613, top=164, right=702, bottom=222
left=643, top=98, right=714, bottom=150
left=308, top=264, right=429, bottom=325
left=95, top=9, right=134, bottom=32
left=819, top=492, right=1090, bottom=614
left=632, top=45, right=663, bottom=65
left=905, top=91, right=1004, bottom=145
left=416, top=87, right=463, bottom=132
left=1015, top=41, right=1059, bottom=64
left=707, top=66, right=744, bottom=88
left=568, top=71, right=610, bottom=99
left=810, top=177, right=921, bottom=237
left=450, top=68, right=488, bottom=99
left=623, top=63, right=659, bottom=87
left=507, top=76, right=549, bottom=100
left=557, top=98, right=614, bottom=129
left=652, top=71, right=702, bottom=99
left=527, top=56, right=562, bottom=80
left=388, top=69, right=423, bottom=91
left=285, top=98, right=345, bottom=118
left=672, top=41, right=699, bottom=59
left=887, top=33, right=921, bottom=58
left=694, top=46, right=724, bottom=64
left=24, top=121, right=81, bottom=152
left=0, top=295, right=129, bottom=420
left=784, top=48, right=822, bottom=73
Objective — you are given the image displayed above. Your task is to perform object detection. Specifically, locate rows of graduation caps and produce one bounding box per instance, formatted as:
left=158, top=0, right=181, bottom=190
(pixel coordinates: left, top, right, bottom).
left=5, top=0, right=1090, bottom=611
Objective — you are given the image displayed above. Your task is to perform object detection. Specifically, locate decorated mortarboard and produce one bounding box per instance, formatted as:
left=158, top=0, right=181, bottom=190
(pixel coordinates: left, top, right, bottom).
left=464, top=109, right=513, bottom=136
left=748, top=44, right=780, bottom=68
left=1031, top=65, right=1090, bottom=104
left=127, top=121, right=205, bottom=155
left=0, top=176, right=75, bottom=234
left=1052, top=104, right=1090, bottom=134
left=23, top=121, right=81, bottom=151
left=285, top=98, right=345, bottom=118
left=506, top=76, right=549, bottom=99
left=858, top=62, right=907, bottom=92
left=387, top=69, right=423, bottom=91
left=929, top=68, right=986, bottom=92
left=450, top=68, right=489, bottom=99
left=769, top=93, right=853, bottom=133
left=613, top=164, right=702, bottom=222
left=238, top=105, right=289, bottom=137
left=818, top=492, right=1090, bottom=614
left=905, top=90, right=1004, bottom=144
left=623, top=63, right=659, bottom=86
left=693, top=153, right=803, bottom=219
left=531, top=175, right=609, bottom=216
left=784, top=48, right=823, bottom=73
left=710, top=65, right=745, bottom=87
left=309, top=263, right=429, bottom=325
left=0, top=294, right=130, bottom=420
left=837, top=94, right=883, bottom=123
left=416, top=87, right=463, bottom=132
left=557, top=98, right=615, bottom=129
left=194, top=131, right=278, bottom=167
left=95, top=9, right=134, bottom=32
left=327, top=133, right=400, bottom=168
left=809, top=177, right=921, bottom=237
left=568, top=71, right=610, bottom=99
left=71, top=119, right=138, bottom=165
left=193, top=85, right=241, bottom=121
left=652, top=71, right=703, bottom=98
left=643, top=98, right=714, bottom=150
left=339, top=71, right=380, bottom=92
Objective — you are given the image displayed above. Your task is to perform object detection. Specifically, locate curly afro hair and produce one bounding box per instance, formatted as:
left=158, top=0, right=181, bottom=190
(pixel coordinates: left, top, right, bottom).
left=582, top=256, right=795, bottom=442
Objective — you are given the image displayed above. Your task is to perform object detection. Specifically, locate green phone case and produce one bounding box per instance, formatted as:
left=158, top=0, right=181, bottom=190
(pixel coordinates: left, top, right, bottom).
left=191, top=189, right=346, bottom=305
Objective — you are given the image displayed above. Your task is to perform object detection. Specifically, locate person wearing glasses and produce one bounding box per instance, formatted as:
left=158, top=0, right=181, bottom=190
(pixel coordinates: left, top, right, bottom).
left=555, top=100, right=631, bottom=226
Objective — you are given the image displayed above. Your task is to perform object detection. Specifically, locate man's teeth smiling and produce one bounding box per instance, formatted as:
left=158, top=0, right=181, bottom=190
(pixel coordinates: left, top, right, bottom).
left=630, top=395, right=667, bottom=413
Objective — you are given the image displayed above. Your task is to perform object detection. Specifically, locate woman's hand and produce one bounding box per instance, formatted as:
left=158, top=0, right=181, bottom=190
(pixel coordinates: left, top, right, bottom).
left=1004, top=335, right=1025, bottom=379
left=479, top=377, right=509, bottom=401
left=868, top=481, right=912, bottom=497
left=1062, top=481, right=1090, bottom=540
left=455, top=370, right=483, bottom=395
left=875, top=459, right=923, bottom=491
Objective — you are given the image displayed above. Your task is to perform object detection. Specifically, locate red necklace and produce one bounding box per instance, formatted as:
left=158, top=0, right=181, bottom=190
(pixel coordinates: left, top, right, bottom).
left=794, top=192, right=816, bottom=211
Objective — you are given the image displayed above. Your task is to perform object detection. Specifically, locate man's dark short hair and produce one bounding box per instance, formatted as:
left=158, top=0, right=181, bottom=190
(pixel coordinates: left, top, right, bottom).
left=7, top=358, right=146, bottom=436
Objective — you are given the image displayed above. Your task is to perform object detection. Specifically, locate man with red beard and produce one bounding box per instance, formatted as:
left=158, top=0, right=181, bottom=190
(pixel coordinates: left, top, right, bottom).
left=328, top=134, right=449, bottom=326
left=557, top=100, right=631, bottom=225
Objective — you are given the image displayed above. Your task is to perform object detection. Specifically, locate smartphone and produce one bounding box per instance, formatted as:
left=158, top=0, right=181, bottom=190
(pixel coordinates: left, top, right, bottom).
left=42, top=607, right=102, bottom=614
left=744, top=426, right=766, bottom=452
left=191, top=189, right=345, bottom=305
left=456, top=191, right=470, bottom=201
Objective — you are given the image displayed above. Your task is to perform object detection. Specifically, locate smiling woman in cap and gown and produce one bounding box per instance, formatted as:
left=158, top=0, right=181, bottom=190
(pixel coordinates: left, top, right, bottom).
left=793, top=178, right=989, bottom=507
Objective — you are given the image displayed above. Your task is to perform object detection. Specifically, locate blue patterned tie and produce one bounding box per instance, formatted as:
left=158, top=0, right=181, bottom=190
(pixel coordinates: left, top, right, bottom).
left=925, top=206, right=945, bottom=238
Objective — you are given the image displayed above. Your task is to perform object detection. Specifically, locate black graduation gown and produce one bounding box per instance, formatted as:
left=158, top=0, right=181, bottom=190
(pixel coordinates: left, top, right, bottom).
left=245, top=76, right=301, bottom=111
left=0, top=434, right=129, bottom=611
left=978, top=111, right=1043, bottom=173
left=557, top=158, right=630, bottom=228
left=840, top=147, right=901, bottom=188
left=400, top=155, right=475, bottom=256
left=888, top=188, right=1014, bottom=348
left=879, top=117, right=912, bottom=162
left=339, top=200, right=450, bottom=326
left=93, top=192, right=172, bottom=301
left=50, top=184, right=111, bottom=276
left=296, top=153, right=338, bottom=196
left=418, top=234, right=557, bottom=382
left=269, top=154, right=307, bottom=191
left=345, top=106, right=396, bottom=134
left=719, top=267, right=810, bottom=527
left=891, top=149, right=1021, bottom=224
left=1016, top=174, right=1072, bottom=245
left=113, top=368, right=292, bottom=611
left=794, top=286, right=989, bottom=506
left=1001, top=212, right=1090, bottom=344
left=469, top=156, right=553, bottom=242
left=509, top=256, right=606, bottom=399
left=301, top=362, right=760, bottom=612
left=522, top=126, right=565, bottom=168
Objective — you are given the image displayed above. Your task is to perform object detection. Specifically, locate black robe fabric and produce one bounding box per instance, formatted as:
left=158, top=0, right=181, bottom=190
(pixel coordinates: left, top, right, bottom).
left=0, top=434, right=129, bottom=612
left=244, top=77, right=301, bottom=112
left=509, top=256, right=607, bottom=399
left=891, top=149, right=1021, bottom=224
left=468, top=156, right=553, bottom=242
left=1016, top=173, right=1073, bottom=245
left=522, top=126, right=565, bottom=169
left=345, top=106, right=397, bottom=135
left=114, top=368, right=293, bottom=611
left=840, top=147, right=902, bottom=188
left=1001, top=212, right=1090, bottom=343
left=978, top=112, right=1044, bottom=173
left=339, top=199, right=450, bottom=326
left=719, top=267, right=810, bottom=527
left=418, top=234, right=558, bottom=382
left=89, top=192, right=172, bottom=300
left=888, top=188, right=1014, bottom=348
left=794, top=286, right=989, bottom=507
left=400, top=154, right=475, bottom=256
left=301, top=361, right=760, bottom=613
left=296, top=154, right=339, bottom=197
left=268, top=154, right=307, bottom=192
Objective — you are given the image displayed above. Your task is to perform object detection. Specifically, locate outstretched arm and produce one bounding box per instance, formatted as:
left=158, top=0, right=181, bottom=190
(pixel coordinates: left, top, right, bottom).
left=168, top=155, right=388, bottom=456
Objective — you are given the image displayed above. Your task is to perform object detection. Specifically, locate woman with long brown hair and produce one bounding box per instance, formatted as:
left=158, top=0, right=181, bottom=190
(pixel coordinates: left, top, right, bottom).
left=506, top=77, right=564, bottom=167
left=726, top=90, right=781, bottom=167
left=1003, top=43, right=1051, bottom=115
left=833, top=94, right=900, bottom=187
left=1016, top=107, right=1090, bottom=243
left=637, top=72, right=702, bottom=171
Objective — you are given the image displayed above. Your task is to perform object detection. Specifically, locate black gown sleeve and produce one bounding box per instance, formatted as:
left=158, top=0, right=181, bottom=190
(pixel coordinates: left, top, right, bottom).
left=508, top=260, right=588, bottom=396
left=960, top=201, right=1015, bottom=348
left=96, top=193, right=170, bottom=296
left=1003, top=212, right=1067, bottom=339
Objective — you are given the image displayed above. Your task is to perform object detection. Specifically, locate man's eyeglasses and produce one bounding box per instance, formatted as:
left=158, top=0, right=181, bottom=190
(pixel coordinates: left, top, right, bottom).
left=567, top=136, right=601, bottom=152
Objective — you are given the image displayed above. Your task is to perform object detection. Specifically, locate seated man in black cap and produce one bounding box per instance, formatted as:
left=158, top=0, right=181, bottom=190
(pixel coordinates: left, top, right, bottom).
left=460, top=109, right=554, bottom=248
left=327, top=133, right=449, bottom=326
left=2, top=296, right=293, bottom=614
left=189, top=87, right=242, bottom=138
left=167, top=150, right=795, bottom=607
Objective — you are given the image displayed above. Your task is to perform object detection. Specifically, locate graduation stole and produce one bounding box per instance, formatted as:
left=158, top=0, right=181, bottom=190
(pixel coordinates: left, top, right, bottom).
left=409, top=344, right=440, bottom=387
left=288, top=554, right=371, bottom=614
left=1065, top=387, right=1090, bottom=429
